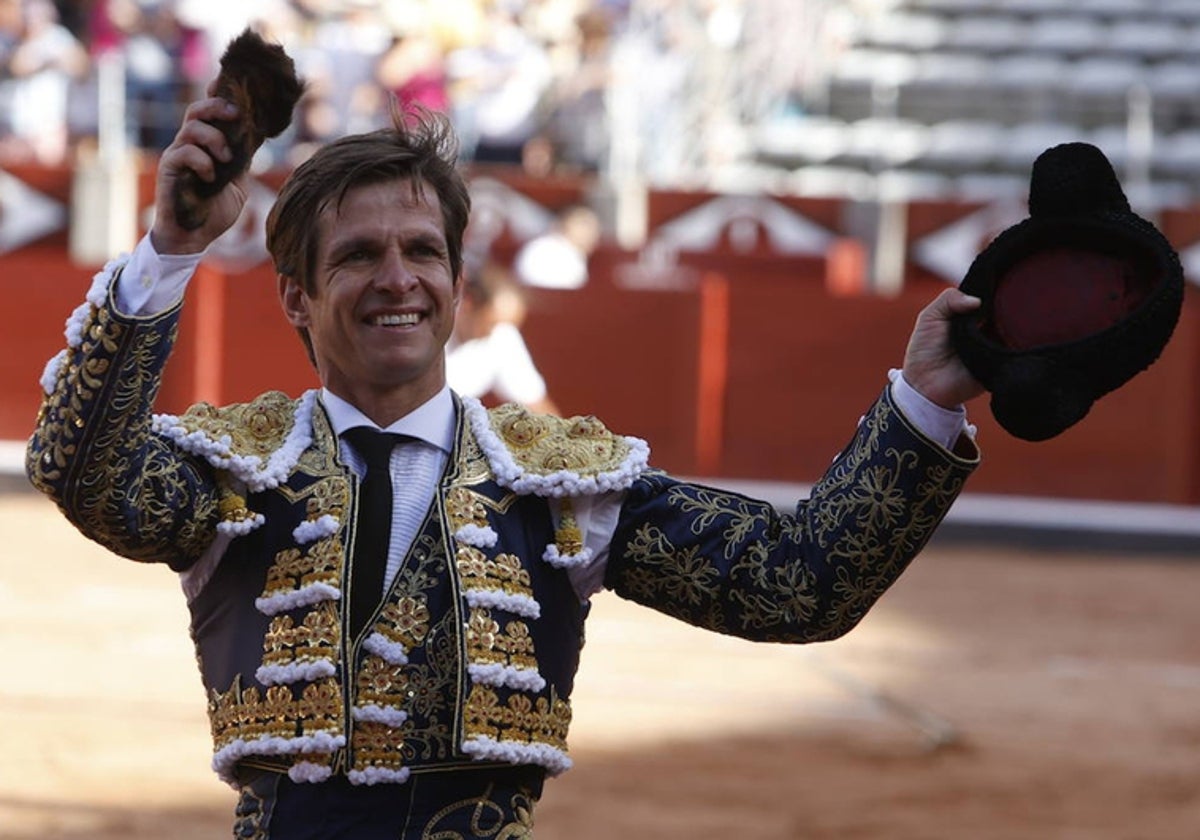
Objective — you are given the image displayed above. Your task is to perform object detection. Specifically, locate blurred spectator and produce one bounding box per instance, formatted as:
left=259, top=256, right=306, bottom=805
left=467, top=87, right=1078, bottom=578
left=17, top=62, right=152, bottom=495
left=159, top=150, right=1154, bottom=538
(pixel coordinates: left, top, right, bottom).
left=448, top=2, right=552, bottom=166
left=0, top=0, right=88, bottom=163
left=514, top=202, right=600, bottom=290
left=113, top=0, right=207, bottom=150
left=304, top=0, right=391, bottom=137
left=0, top=0, right=811, bottom=189
left=540, top=6, right=613, bottom=173
left=375, top=8, right=450, bottom=119
left=0, top=0, right=21, bottom=71
left=446, top=258, right=560, bottom=415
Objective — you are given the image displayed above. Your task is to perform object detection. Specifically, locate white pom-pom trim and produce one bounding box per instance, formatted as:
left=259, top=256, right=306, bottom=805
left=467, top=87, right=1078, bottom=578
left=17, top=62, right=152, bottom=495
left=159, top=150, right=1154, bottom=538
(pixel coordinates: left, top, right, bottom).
left=85, top=258, right=122, bottom=307
left=461, top=736, right=572, bottom=776
left=454, top=524, right=498, bottom=548
left=293, top=514, right=340, bottom=544
left=217, top=513, right=266, bottom=537
left=352, top=703, right=409, bottom=728
left=63, top=301, right=94, bottom=348
left=461, top=397, right=649, bottom=498
left=467, top=662, right=546, bottom=693
left=541, top=544, right=594, bottom=570
left=255, top=659, right=337, bottom=686
left=362, top=632, right=409, bottom=665
left=463, top=588, right=541, bottom=619
left=38, top=256, right=128, bottom=395
left=212, top=732, right=346, bottom=787
left=40, top=350, right=69, bottom=395
left=254, top=583, right=341, bottom=617
left=288, top=761, right=334, bottom=784
left=151, top=390, right=318, bottom=492
left=347, top=766, right=411, bottom=786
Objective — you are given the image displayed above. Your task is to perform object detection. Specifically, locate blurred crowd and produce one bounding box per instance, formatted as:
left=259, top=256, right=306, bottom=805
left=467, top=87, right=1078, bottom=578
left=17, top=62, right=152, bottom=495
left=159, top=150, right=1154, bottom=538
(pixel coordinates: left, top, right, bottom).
left=0, top=0, right=851, bottom=182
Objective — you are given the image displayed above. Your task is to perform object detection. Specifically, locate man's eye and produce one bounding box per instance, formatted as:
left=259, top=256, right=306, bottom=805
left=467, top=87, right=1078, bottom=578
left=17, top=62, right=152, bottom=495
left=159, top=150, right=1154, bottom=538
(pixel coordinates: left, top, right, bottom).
left=410, top=241, right=445, bottom=259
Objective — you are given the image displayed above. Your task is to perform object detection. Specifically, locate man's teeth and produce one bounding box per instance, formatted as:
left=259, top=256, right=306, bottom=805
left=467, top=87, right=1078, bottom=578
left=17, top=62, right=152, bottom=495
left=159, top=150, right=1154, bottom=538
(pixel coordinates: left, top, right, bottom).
left=374, top=313, right=419, bottom=326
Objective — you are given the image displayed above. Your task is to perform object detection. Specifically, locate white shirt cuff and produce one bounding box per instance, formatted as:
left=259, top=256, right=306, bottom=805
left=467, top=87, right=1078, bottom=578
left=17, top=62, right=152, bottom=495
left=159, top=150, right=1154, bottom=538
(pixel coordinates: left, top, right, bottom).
left=562, top=491, right=625, bottom=601
left=113, top=234, right=204, bottom=316
left=888, top=369, right=974, bottom=451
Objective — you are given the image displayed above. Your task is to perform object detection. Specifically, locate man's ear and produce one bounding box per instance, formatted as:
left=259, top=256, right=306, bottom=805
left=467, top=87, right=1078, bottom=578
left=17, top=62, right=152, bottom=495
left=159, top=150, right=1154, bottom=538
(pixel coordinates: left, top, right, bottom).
left=278, top=274, right=310, bottom=328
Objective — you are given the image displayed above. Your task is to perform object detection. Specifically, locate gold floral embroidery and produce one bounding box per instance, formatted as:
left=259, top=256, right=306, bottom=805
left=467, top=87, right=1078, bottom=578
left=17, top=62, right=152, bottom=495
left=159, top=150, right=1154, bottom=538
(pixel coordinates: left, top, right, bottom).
left=27, top=299, right=220, bottom=567
left=356, top=654, right=411, bottom=708
left=209, top=677, right=342, bottom=749
left=304, top=475, right=350, bottom=521
left=488, top=403, right=632, bottom=476
left=609, top=391, right=976, bottom=643
left=465, top=607, right=537, bottom=672
left=261, top=601, right=340, bottom=667
left=260, top=536, right=343, bottom=600
left=371, top=595, right=432, bottom=650
left=463, top=686, right=571, bottom=752
left=178, top=391, right=298, bottom=462
left=620, top=523, right=719, bottom=607
left=669, top=486, right=765, bottom=559
left=351, top=720, right=408, bottom=772
left=466, top=610, right=537, bottom=670
left=458, top=549, right=534, bottom=600
left=446, top=487, right=490, bottom=530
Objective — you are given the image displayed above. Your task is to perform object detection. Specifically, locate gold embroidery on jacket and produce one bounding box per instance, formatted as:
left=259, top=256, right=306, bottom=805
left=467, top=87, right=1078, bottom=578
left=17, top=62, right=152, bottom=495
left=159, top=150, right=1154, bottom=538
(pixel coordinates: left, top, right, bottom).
left=349, top=655, right=413, bottom=773
left=463, top=686, right=571, bottom=752
left=488, top=403, right=632, bottom=475
left=446, top=487, right=490, bottom=530
left=262, top=601, right=341, bottom=668
left=352, top=533, right=457, bottom=766
left=260, top=536, right=344, bottom=601
left=179, top=391, right=298, bottom=461
left=457, top=549, right=535, bottom=601
left=371, top=595, right=432, bottom=650
left=466, top=610, right=537, bottom=671
left=612, top=393, right=974, bottom=643
left=209, top=677, right=343, bottom=748
left=352, top=719, right=408, bottom=773
left=28, top=301, right=219, bottom=566
left=273, top=473, right=351, bottom=519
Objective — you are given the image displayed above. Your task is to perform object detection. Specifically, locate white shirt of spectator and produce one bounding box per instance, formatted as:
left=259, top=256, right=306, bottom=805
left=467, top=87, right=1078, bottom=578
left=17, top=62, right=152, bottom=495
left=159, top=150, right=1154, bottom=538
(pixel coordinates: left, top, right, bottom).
left=445, top=322, right=548, bottom=406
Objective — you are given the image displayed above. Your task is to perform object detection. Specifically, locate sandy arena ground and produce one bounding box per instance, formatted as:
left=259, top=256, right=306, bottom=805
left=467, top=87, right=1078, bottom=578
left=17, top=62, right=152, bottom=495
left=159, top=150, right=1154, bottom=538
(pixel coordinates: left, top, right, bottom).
left=2, top=489, right=1198, bottom=839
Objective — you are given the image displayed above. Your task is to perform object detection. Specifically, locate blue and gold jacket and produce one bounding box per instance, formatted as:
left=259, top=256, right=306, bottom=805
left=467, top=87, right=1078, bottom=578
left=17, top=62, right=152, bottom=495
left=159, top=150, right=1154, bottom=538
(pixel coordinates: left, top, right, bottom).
left=27, top=257, right=979, bottom=788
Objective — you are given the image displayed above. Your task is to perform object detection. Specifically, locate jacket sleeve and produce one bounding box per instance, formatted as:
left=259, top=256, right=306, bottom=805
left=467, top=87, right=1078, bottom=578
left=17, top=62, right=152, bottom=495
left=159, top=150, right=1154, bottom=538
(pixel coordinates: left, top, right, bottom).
left=604, top=385, right=979, bottom=643
left=25, top=259, right=220, bottom=570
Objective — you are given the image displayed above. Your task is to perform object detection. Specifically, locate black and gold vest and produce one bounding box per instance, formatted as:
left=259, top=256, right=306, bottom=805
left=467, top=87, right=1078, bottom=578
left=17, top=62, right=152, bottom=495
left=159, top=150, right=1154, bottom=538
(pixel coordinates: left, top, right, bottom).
left=152, top=390, right=649, bottom=787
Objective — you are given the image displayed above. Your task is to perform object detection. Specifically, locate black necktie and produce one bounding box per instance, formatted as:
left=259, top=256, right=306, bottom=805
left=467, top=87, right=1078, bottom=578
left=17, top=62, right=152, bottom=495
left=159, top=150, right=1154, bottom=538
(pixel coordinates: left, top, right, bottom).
left=343, top=427, right=403, bottom=640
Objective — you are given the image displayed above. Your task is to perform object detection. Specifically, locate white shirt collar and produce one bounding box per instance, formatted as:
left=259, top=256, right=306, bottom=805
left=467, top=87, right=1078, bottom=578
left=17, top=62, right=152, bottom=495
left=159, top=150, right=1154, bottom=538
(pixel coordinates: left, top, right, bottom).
left=320, top=386, right=456, bottom=454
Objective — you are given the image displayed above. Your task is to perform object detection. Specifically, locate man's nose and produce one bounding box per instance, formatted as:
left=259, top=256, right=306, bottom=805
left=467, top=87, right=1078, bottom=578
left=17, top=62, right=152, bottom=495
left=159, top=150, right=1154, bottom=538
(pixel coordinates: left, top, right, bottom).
left=374, top=248, right=419, bottom=292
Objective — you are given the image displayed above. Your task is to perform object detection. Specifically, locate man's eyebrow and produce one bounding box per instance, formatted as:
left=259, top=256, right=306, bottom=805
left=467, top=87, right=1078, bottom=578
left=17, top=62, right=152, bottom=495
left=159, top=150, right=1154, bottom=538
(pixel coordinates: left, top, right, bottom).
left=325, top=235, right=377, bottom=259
left=406, top=231, right=448, bottom=251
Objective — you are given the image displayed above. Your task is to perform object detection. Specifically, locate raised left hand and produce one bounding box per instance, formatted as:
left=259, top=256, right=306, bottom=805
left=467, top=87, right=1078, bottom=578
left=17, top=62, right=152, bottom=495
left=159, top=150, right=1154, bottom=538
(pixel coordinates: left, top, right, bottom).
left=902, top=288, right=987, bottom=409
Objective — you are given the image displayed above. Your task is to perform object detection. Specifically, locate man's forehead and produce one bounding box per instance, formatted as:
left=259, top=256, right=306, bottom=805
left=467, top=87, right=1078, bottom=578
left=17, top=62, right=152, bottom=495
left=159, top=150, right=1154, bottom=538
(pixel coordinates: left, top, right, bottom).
left=317, top=178, right=444, bottom=235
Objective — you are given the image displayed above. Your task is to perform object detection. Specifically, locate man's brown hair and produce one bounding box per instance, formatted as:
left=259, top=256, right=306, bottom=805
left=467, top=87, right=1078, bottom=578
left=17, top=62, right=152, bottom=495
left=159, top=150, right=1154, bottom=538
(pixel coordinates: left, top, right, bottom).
left=267, top=107, right=471, bottom=306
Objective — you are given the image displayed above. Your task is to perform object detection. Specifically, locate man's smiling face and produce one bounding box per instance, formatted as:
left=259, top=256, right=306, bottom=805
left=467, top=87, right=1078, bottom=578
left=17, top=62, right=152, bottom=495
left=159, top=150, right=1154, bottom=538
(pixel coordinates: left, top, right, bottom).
left=281, top=177, right=462, bottom=420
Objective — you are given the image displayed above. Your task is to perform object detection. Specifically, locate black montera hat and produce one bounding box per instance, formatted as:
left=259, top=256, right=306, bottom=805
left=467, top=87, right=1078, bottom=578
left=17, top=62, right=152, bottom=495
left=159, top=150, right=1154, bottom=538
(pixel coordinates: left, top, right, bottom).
left=950, top=142, right=1184, bottom=442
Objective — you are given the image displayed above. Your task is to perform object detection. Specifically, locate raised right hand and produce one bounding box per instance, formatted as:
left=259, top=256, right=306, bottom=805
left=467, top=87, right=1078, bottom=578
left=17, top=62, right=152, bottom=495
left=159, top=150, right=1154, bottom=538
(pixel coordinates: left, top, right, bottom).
left=150, top=94, right=250, bottom=256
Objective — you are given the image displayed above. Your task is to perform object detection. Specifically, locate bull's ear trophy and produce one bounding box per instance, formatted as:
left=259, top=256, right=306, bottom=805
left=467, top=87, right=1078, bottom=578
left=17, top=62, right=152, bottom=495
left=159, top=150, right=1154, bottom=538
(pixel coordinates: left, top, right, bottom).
left=172, top=28, right=306, bottom=231
left=951, top=142, right=1184, bottom=442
